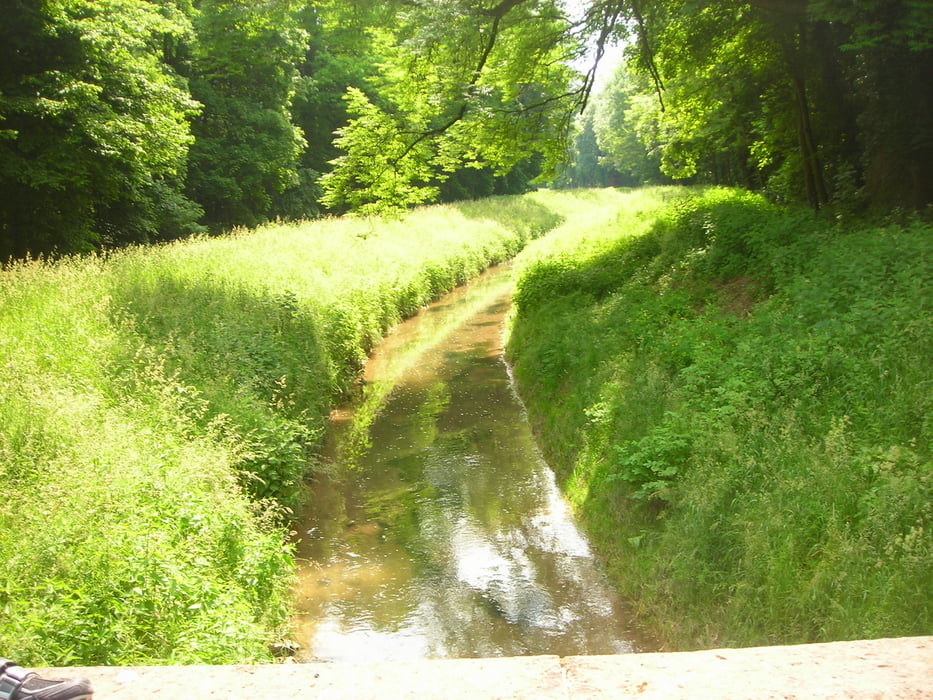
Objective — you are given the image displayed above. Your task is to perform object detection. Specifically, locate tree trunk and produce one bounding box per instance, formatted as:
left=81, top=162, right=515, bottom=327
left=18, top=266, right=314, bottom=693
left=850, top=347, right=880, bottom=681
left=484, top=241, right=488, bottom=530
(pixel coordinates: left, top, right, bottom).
left=791, top=71, right=828, bottom=210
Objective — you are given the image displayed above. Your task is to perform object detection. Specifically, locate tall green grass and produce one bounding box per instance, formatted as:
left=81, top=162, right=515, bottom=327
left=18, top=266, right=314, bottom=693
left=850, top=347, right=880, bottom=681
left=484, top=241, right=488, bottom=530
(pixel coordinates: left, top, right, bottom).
left=507, top=187, right=932, bottom=648
left=0, top=195, right=561, bottom=665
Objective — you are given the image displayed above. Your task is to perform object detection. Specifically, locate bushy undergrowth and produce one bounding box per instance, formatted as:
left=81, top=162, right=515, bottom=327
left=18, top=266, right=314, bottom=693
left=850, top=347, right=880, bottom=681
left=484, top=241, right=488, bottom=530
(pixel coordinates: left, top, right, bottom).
left=508, top=187, right=932, bottom=648
left=0, top=195, right=560, bottom=665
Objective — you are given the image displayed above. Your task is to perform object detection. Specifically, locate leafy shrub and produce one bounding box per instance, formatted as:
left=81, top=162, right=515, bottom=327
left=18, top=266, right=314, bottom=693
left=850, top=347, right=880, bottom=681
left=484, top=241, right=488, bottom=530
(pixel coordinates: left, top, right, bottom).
left=608, top=413, right=695, bottom=503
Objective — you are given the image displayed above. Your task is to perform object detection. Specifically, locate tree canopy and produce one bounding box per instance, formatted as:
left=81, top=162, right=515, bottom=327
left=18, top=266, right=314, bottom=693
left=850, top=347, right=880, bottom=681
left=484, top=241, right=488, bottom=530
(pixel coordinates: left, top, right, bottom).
left=577, top=0, right=933, bottom=208
left=0, top=0, right=202, bottom=258
left=319, top=0, right=587, bottom=215
left=2, top=0, right=931, bottom=258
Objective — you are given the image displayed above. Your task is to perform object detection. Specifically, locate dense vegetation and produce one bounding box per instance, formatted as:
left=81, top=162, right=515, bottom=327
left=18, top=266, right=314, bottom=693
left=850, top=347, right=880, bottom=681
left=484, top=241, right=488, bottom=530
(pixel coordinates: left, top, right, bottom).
left=558, top=1, right=933, bottom=211
left=2, top=179, right=929, bottom=661
left=0, top=0, right=568, bottom=259
left=1, top=0, right=931, bottom=665
left=507, top=188, right=931, bottom=648
left=3, top=1, right=931, bottom=259
left=0, top=196, right=559, bottom=664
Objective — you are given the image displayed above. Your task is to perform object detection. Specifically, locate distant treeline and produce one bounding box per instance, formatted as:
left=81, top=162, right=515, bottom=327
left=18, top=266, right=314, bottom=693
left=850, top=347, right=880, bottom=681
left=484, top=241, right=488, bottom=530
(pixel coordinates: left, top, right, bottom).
left=3, top=1, right=932, bottom=260
left=557, top=1, right=933, bottom=213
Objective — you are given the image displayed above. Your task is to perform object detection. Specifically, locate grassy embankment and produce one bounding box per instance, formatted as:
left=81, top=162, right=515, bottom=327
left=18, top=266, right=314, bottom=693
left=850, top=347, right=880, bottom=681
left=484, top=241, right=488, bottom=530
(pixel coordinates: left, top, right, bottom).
left=508, top=187, right=931, bottom=649
left=0, top=196, right=561, bottom=666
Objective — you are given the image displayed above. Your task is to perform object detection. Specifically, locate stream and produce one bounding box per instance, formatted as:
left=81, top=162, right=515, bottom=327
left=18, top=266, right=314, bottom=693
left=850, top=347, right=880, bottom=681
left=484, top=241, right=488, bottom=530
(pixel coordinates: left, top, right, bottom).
left=291, top=264, right=651, bottom=662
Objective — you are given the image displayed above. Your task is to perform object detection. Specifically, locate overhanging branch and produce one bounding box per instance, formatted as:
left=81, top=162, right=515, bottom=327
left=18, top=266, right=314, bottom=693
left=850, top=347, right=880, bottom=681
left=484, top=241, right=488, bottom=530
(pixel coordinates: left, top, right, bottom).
left=391, top=0, right=534, bottom=166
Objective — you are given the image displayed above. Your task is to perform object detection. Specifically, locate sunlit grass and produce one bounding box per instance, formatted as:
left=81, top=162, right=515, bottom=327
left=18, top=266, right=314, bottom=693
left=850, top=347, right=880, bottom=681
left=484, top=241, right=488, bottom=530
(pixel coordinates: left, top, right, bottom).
left=9, top=184, right=924, bottom=662
left=0, top=194, right=561, bottom=665
left=507, top=188, right=932, bottom=648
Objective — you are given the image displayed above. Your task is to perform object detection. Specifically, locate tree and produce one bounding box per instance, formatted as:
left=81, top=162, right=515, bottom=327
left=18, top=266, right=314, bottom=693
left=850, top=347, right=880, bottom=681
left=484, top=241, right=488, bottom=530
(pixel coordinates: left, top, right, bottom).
left=274, top=4, right=377, bottom=219
left=553, top=113, right=615, bottom=188
left=320, top=0, right=591, bottom=215
left=608, top=0, right=933, bottom=208
left=590, top=64, right=665, bottom=186
left=614, top=2, right=801, bottom=194
left=4, top=0, right=929, bottom=259
left=0, top=0, right=202, bottom=259
left=184, top=0, right=308, bottom=229
left=809, top=0, right=933, bottom=208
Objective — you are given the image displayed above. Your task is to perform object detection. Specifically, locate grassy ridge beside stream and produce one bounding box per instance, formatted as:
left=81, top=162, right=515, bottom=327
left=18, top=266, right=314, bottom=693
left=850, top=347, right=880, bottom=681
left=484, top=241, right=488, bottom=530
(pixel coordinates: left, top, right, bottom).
left=0, top=196, right=561, bottom=665
left=508, top=188, right=932, bottom=648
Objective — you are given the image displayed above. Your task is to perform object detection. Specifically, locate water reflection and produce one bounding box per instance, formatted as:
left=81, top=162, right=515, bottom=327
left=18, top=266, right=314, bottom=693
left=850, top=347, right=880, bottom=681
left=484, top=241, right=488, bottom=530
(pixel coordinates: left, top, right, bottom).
left=292, top=266, right=648, bottom=661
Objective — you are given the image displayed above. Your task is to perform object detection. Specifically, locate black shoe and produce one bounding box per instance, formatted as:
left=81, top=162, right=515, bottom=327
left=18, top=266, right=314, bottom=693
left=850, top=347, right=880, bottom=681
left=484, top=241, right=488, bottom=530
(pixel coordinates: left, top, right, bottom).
left=0, top=660, right=93, bottom=700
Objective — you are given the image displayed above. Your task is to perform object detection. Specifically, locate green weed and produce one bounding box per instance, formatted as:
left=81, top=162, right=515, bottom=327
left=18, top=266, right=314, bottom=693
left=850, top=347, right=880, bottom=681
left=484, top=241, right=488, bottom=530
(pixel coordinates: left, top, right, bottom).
left=507, top=188, right=932, bottom=648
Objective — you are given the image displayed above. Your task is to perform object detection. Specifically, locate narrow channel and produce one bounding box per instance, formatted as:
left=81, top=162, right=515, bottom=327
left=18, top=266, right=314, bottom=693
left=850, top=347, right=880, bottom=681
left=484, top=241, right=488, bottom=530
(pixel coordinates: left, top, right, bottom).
left=292, top=264, right=650, bottom=662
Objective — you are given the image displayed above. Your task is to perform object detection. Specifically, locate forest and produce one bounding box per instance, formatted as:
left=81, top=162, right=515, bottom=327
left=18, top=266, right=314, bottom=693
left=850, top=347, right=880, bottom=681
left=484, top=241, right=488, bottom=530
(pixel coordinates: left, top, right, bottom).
left=2, top=0, right=932, bottom=261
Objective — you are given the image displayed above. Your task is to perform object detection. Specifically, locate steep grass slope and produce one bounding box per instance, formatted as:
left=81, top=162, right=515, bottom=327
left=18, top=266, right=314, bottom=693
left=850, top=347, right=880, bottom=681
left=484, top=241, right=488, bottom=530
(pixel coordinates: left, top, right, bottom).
left=0, top=195, right=560, bottom=665
left=508, top=188, right=931, bottom=648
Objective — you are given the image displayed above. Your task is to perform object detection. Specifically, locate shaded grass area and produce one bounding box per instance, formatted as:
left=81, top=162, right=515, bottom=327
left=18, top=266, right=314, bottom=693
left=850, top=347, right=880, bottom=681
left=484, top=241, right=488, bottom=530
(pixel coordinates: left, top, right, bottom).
left=507, top=187, right=932, bottom=649
left=0, top=195, right=561, bottom=665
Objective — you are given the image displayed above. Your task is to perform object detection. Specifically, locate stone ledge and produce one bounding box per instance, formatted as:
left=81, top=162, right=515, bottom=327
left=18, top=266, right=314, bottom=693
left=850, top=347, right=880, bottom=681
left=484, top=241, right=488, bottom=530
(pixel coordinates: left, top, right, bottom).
left=45, top=636, right=932, bottom=699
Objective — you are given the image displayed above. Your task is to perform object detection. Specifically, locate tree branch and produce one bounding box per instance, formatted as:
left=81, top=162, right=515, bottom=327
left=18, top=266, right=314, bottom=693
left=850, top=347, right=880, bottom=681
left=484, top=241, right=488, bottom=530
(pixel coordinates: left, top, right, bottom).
left=631, top=0, right=665, bottom=112
left=391, top=0, right=534, bottom=166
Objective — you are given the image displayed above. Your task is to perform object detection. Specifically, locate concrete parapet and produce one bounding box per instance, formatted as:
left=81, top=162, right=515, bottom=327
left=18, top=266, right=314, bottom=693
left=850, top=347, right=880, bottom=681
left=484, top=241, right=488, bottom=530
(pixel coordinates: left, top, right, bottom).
left=45, top=636, right=932, bottom=698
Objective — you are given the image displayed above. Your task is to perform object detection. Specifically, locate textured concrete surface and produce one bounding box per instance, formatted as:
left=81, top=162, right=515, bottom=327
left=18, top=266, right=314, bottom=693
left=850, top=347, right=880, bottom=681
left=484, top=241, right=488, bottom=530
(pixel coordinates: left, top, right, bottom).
left=44, top=636, right=932, bottom=699
left=562, top=637, right=933, bottom=699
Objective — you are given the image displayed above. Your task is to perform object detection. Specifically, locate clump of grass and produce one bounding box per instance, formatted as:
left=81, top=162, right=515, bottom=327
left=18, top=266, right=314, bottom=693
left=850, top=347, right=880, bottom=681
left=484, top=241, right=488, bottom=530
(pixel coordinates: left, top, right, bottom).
left=0, top=259, right=293, bottom=664
left=508, top=187, right=932, bottom=648
left=0, top=194, right=561, bottom=665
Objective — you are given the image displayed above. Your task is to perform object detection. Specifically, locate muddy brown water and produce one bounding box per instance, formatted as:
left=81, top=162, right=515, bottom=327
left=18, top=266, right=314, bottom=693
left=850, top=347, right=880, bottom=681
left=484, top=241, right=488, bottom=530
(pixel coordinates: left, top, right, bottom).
left=292, top=264, right=653, bottom=662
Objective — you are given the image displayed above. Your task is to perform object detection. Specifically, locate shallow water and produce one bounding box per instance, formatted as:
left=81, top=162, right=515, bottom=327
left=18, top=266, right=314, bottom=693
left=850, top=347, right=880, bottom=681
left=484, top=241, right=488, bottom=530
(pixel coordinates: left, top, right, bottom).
left=292, top=265, right=650, bottom=662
